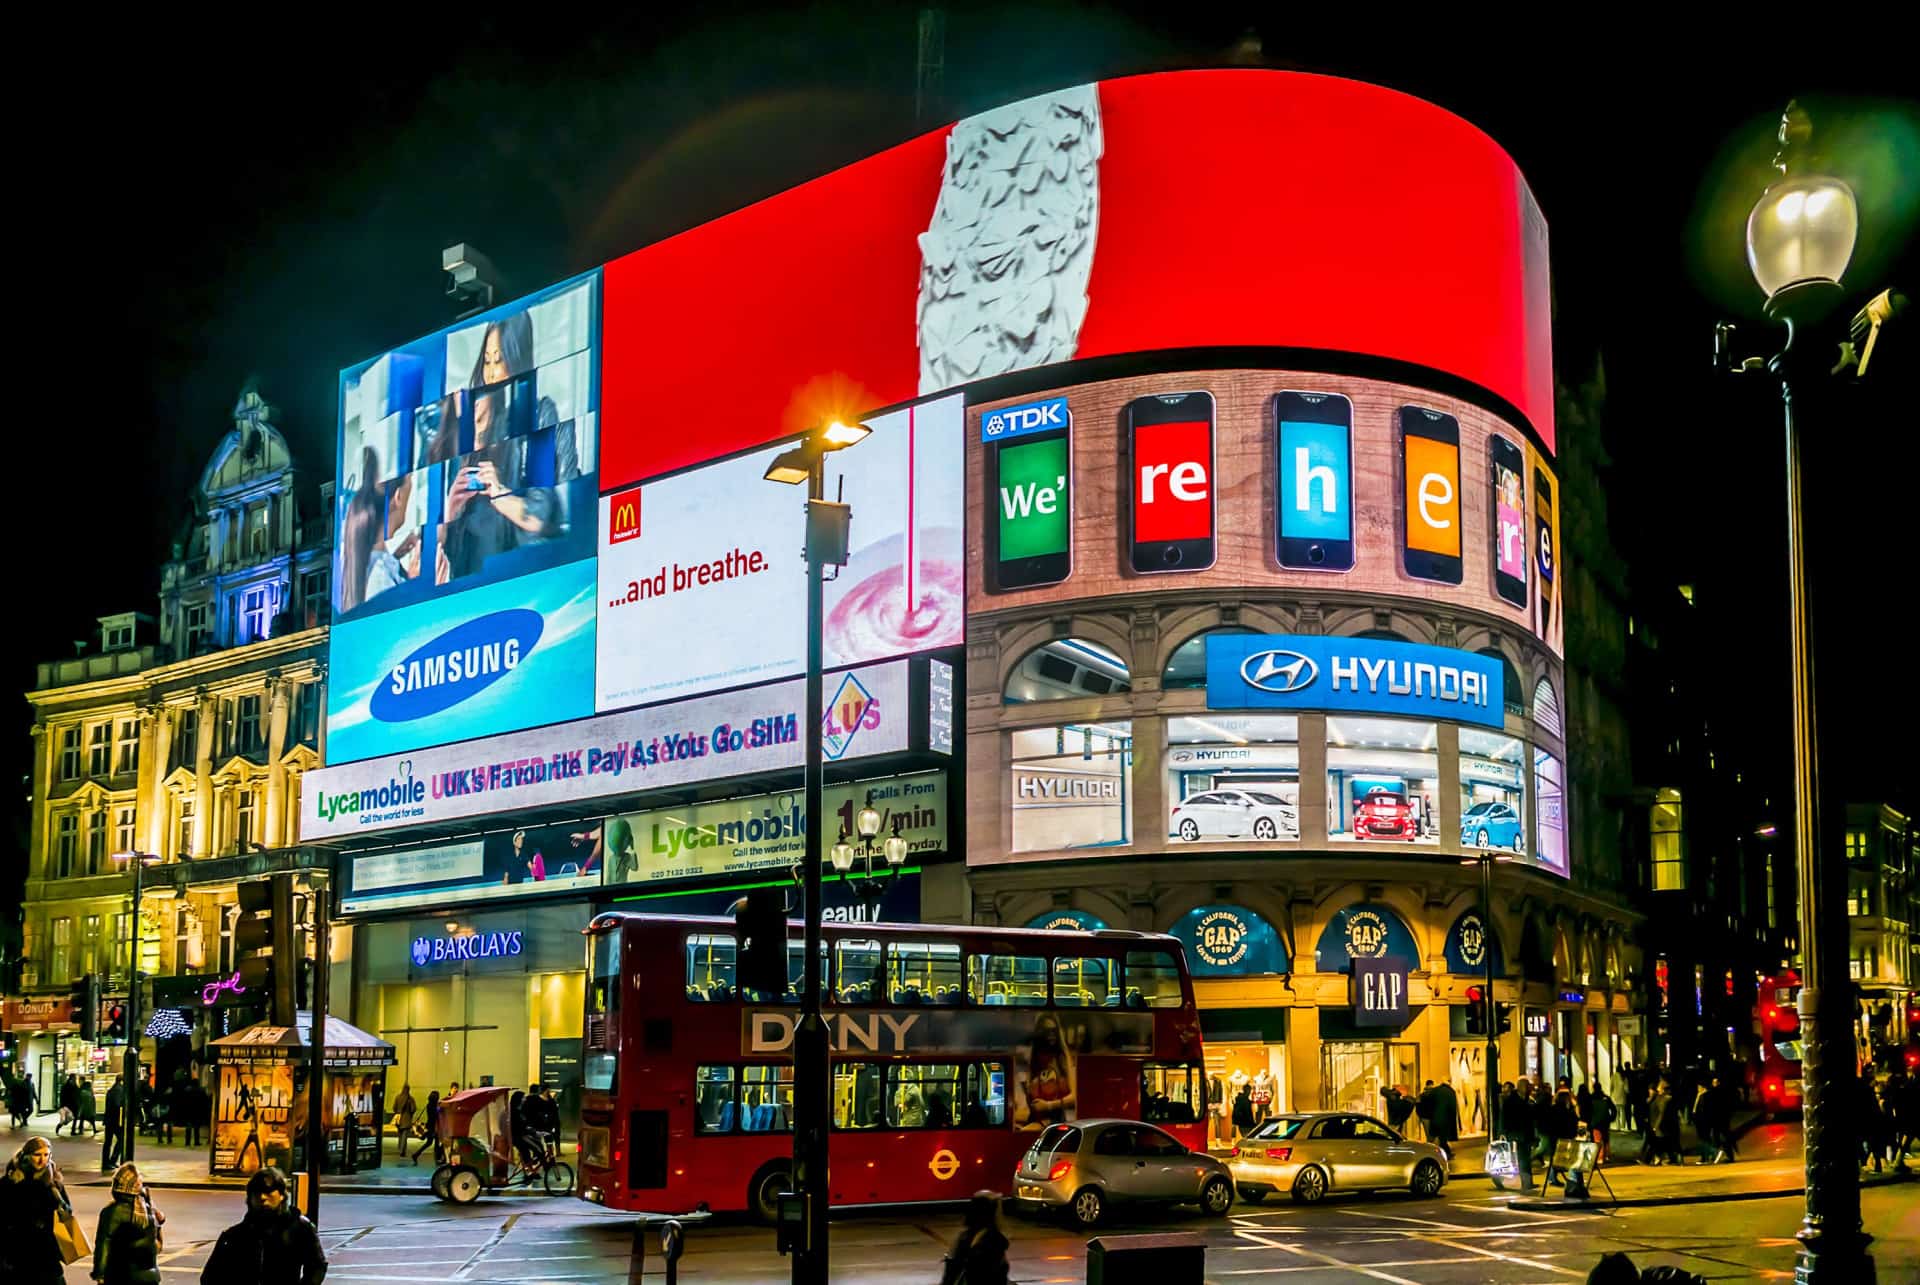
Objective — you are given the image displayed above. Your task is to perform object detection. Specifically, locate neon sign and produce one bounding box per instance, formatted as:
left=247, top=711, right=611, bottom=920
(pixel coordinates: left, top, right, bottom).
left=201, top=972, right=246, bottom=1005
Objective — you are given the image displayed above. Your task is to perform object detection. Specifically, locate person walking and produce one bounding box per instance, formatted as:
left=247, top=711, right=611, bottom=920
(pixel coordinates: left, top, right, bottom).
left=80, top=1076, right=101, bottom=1137
left=2, top=1136, right=74, bottom=1284
left=1230, top=1080, right=1255, bottom=1142
left=1576, top=1083, right=1594, bottom=1137
left=7, top=1073, right=32, bottom=1129
left=1856, top=1074, right=1887, bottom=1173
left=182, top=1078, right=208, bottom=1150
left=1383, top=1085, right=1415, bottom=1138
left=199, top=1166, right=327, bottom=1284
left=1893, top=1070, right=1918, bottom=1172
left=1655, top=1078, right=1684, bottom=1165
left=410, top=1090, right=442, bottom=1165
left=938, top=1191, right=1010, bottom=1285
left=93, top=1161, right=165, bottom=1285
left=1423, top=1079, right=1460, bottom=1164
left=103, top=1074, right=127, bottom=1171
left=1590, top=1082, right=1617, bottom=1163
left=391, top=1084, right=417, bottom=1159
left=57, top=1074, right=80, bottom=1137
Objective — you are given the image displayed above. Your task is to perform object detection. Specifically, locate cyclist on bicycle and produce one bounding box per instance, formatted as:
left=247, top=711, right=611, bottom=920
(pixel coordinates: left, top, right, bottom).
left=524, top=1084, right=561, bottom=1162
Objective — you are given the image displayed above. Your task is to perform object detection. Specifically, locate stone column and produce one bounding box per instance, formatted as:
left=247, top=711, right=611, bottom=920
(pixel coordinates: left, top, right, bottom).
left=193, top=688, right=214, bottom=858
left=1436, top=722, right=1462, bottom=855
left=1296, top=713, right=1329, bottom=845
left=263, top=673, right=291, bottom=848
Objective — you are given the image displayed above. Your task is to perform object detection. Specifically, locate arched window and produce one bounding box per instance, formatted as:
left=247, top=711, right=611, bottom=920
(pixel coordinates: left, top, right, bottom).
left=1532, top=677, right=1562, bottom=737
left=1003, top=639, right=1130, bottom=704
left=1161, top=627, right=1255, bottom=690
left=1478, top=648, right=1524, bottom=717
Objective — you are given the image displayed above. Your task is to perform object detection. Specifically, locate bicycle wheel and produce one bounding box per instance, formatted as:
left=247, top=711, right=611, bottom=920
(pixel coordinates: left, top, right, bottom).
left=544, top=1159, right=575, bottom=1196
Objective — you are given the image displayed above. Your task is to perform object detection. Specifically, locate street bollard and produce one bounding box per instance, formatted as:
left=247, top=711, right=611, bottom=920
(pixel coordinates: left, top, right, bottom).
left=661, top=1219, right=685, bottom=1285
left=1087, top=1232, right=1205, bottom=1285
left=627, top=1219, right=645, bottom=1285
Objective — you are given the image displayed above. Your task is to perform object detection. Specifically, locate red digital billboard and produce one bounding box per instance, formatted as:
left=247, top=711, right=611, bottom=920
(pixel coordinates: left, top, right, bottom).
left=601, top=69, right=1552, bottom=489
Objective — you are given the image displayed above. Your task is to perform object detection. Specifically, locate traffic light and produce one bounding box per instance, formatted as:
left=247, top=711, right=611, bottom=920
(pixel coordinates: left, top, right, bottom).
left=235, top=874, right=296, bottom=1023
left=1497, top=1004, right=1514, bottom=1035
left=735, top=888, right=789, bottom=997
left=80, top=975, right=101, bottom=1041
left=1464, top=986, right=1487, bottom=1036
left=105, top=1002, right=127, bottom=1042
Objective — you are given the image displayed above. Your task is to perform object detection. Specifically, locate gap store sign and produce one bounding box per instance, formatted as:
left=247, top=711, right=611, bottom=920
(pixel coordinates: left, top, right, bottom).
left=1205, top=634, right=1504, bottom=728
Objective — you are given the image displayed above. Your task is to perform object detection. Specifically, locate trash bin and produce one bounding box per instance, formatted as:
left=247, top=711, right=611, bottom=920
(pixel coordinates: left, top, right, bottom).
left=1086, top=1232, right=1205, bottom=1285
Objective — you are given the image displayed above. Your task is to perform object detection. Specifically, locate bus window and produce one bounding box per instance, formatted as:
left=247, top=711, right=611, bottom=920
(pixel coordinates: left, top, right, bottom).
left=1052, top=956, right=1117, bottom=1008
left=585, top=930, right=620, bottom=1091
left=887, top=1064, right=961, bottom=1128
left=686, top=934, right=737, bottom=1002
left=1123, top=951, right=1185, bottom=1009
left=740, top=1066, right=794, bottom=1132
left=833, top=1063, right=885, bottom=1129
left=1141, top=1062, right=1201, bottom=1123
left=962, top=1060, right=1008, bottom=1127
left=694, top=1066, right=736, bottom=1132
left=968, top=953, right=1048, bottom=1007
left=835, top=940, right=884, bottom=1004
left=889, top=941, right=963, bottom=1006
left=743, top=940, right=824, bottom=1004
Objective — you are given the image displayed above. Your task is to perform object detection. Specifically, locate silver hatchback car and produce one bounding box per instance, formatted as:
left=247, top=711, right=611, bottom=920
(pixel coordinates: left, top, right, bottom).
left=1013, top=1119, right=1236, bottom=1227
left=1227, top=1112, right=1447, bottom=1203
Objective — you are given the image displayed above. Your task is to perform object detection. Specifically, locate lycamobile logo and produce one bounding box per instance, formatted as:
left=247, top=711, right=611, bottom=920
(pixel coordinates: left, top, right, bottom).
left=316, top=763, right=426, bottom=823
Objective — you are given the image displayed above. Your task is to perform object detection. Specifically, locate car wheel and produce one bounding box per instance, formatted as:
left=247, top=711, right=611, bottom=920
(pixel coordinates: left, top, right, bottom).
left=1291, top=1166, right=1327, bottom=1204
left=1178, top=818, right=1200, bottom=841
left=1253, top=817, right=1277, bottom=840
left=1476, top=828, right=1490, bottom=847
left=1200, top=1175, right=1234, bottom=1216
left=1237, top=1185, right=1266, bottom=1203
left=749, top=1162, right=791, bottom=1225
left=448, top=1165, right=485, bottom=1205
left=1071, top=1186, right=1105, bottom=1228
left=1410, top=1159, right=1444, bottom=1198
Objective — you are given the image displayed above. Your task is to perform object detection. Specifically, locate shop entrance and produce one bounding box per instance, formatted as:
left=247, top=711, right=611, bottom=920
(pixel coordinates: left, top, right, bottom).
left=1320, top=1041, right=1419, bottom=1122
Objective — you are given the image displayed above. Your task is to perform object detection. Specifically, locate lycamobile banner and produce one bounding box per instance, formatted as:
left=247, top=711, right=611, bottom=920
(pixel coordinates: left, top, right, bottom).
left=301, top=660, right=909, bottom=840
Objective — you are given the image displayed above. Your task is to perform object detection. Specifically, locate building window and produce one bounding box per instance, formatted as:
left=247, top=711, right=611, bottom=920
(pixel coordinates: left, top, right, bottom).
left=21, top=921, right=39, bottom=988
left=1165, top=715, right=1298, bottom=845
left=1326, top=717, right=1441, bottom=846
left=82, top=914, right=101, bottom=976
left=111, top=913, right=131, bottom=980
left=217, top=903, right=238, bottom=974
left=234, top=789, right=257, bottom=852
left=246, top=503, right=270, bottom=556
left=1847, top=878, right=1873, bottom=917
left=1009, top=721, right=1133, bottom=854
left=1850, top=947, right=1877, bottom=979
left=184, top=602, right=212, bottom=653
left=237, top=694, right=264, bottom=756
left=89, top=723, right=111, bottom=776
left=1651, top=788, right=1684, bottom=891
left=1460, top=728, right=1527, bottom=855
left=239, top=587, right=272, bottom=644
left=169, top=709, right=199, bottom=773
left=105, top=621, right=134, bottom=651
left=1004, top=638, right=1132, bottom=703
left=50, top=917, right=72, bottom=984
left=114, top=806, right=135, bottom=859
left=86, top=809, right=108, bottom=874
left=59, top=726, right=82, bottom=781
left=215, top=698, right=235, bottom=758
left=294, top=683, right=321, bottom=749
left=53, top=813, right=77, bottom=879
left=174, top=907, right=195, bottom=974
left=299, top=568, right=330, bottom=627
left=175, top=797, right=196, bottom=859
left=116, top=718, right=140, bottom=775
left=1845, top=830, right=1870, bottom=863
left=1766, top=855, right=1778, bottom=930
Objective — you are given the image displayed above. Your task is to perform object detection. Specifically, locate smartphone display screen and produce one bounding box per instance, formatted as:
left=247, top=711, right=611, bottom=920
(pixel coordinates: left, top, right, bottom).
left=987, top=427, right=1071, bottom=591
left=1275, top=391, right=1354, bottom=571
left=1127, top=391, right=1216, bottom=573
left=1489, top=434, right=1529, bottom=607
left=1399, top=405, right=1462, bottom=584
left=1534, top=467, right=1556, bottom=635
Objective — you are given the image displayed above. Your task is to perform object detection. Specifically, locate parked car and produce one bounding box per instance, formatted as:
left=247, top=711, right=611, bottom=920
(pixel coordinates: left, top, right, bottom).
left=1171, top=789, right=1299, bottom=841
left=1012, top=1119, right=1235, bottom=1227
left=1227, top=1112, right=1446, bottom=1204
left=1351, top=788, right=1415, bottom=840
left=1460, top=800, right=1524, bottom=851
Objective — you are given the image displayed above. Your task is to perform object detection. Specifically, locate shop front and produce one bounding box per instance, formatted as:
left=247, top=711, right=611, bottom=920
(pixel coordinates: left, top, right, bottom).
left=3, top=996, right=86, bottom=1112
left=1168, top=903, right=1290, bottom=1145
left=1315, top=903, right=1422, bottom=1117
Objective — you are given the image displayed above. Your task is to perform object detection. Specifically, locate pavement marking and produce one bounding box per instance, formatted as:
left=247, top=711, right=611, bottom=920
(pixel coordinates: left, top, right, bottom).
left=1215, top=1256, right=1487, bottom=1275
left=452, top=1212, right=522, bottom=1280
left=1405, top=1233, right=1584, bottom=1277
left=1241, top=1237, right=1426, bottom=1284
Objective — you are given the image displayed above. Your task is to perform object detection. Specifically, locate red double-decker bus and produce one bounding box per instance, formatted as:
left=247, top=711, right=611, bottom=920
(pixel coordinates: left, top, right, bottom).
left=1756, top=969, right=1803, bottom=1112
left=575, top=913, right=1205, bottom=1218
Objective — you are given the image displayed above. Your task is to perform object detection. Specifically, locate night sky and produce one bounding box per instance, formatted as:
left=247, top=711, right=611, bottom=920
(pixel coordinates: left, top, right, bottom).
left=14, top=12, right=1918, bottom=814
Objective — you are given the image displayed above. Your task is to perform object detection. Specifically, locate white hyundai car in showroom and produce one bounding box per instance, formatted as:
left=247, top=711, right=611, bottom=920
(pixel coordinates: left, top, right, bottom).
left=1170, top=788, right=1299, bottom=841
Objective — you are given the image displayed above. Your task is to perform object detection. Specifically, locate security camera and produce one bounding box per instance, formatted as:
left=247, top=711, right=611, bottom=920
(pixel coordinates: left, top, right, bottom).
left=443, top=243, right=499, bottom=319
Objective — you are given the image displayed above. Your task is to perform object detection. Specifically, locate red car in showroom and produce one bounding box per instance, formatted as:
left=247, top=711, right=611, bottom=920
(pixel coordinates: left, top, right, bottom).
left=1352, top=788, right=1415, bottom=840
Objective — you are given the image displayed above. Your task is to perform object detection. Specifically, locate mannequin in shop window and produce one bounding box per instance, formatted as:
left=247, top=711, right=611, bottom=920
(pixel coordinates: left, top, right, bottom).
left=1250, top=1069, right=1275, bottom=1124
left=1207, top=1073, right=1227, bottom=1148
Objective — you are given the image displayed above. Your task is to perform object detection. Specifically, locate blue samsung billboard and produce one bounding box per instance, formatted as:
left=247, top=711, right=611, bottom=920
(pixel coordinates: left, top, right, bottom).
left=1205, top=634, right=1504, bottom=728
left=330, top=271, right=601, bottom=762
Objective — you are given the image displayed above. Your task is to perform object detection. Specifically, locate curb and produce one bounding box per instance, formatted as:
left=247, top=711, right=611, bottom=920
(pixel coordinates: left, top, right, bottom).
left=1506, top=1169, right=1912, bottom=1211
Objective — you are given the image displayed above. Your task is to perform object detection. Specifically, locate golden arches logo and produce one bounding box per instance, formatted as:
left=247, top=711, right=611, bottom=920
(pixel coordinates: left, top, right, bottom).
left=608, top=486, right=643, bottom=543
left=927, top=1149, right=961, bottom=1181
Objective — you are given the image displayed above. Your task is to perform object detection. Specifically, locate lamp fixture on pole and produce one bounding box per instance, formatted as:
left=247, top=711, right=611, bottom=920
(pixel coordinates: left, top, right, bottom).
left=829, top=792, right=912, bottom=904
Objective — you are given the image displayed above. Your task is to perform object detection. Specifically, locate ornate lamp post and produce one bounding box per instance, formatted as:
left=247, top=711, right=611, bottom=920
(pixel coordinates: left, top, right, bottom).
left=830, top=794, right=911, bottom=906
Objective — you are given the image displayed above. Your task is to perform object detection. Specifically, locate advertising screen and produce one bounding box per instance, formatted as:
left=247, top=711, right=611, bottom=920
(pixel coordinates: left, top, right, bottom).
left=596, top=394, right=963, bottom=711
left=330, top=272, right=601, bottom=763
left=340, top=819, right=605, bottom=914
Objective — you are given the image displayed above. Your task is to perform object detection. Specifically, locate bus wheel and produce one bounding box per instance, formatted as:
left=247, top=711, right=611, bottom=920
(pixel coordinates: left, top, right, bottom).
left=1071, top=1186, right=1104, bottom=1228
left=749, top=1162, right=791, bottom=1225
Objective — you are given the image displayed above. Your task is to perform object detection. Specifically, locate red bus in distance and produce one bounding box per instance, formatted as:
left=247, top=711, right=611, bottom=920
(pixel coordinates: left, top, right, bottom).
left=576, top=913, right=1206, bottom=1219
left=1756, top=968, right=1803, bottom=1112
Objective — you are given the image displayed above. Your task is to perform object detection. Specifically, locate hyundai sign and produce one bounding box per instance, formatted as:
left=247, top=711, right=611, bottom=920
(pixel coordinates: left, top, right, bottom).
left=1205, top=634, right=1504, bottom=728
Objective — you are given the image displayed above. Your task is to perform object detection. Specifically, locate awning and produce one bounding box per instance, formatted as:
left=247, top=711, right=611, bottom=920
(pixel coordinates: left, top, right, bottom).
left=210, top=1012, right=396, bottom=1068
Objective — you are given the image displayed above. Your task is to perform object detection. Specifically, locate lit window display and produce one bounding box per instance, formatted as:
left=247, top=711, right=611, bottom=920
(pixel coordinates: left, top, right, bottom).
left=1458, top=728, right=1526, bottom=854
left=1009, top=721, right=1132, bottom=853
left=1165, top=715, right=1298, bottom=843
left=1325, top=717, right=1439, bottom=844
left=1533, top=749, right=1568, bottom=875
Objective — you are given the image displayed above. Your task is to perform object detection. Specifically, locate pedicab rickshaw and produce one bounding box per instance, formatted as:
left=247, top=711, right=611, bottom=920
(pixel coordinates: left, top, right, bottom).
left=429, top=1086, right=575, bottom=1202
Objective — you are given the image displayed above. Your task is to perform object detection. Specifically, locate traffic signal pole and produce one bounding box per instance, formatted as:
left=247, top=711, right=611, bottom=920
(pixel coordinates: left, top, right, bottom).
left=1482, top=853, right=1498, bottom=1146
left=306, top=875, right=329, bottom=1225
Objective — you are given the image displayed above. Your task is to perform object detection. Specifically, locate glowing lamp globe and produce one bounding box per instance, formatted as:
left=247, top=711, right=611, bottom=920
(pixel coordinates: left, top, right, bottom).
left=1746, top=174, right=1858, bottom=298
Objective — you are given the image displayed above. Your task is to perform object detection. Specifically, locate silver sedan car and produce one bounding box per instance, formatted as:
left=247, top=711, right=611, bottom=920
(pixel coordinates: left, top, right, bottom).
left=1227, top=1112, right=1448, bottom=1203
left=1013, top=1119, right=1236, bottom=1227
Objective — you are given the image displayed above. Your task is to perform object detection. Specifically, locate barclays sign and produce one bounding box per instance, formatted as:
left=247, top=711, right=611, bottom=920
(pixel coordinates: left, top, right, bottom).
left=1206, top=634, right=1505, bottom=728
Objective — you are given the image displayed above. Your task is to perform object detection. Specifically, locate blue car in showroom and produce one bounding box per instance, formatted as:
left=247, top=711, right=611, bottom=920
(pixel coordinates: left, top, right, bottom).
left=1461, top=800, right=1523, bottom=851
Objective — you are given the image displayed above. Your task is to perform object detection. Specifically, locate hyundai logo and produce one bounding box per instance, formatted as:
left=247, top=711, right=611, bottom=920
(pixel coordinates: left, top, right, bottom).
left=1240, top=649, right=1318, bottom=694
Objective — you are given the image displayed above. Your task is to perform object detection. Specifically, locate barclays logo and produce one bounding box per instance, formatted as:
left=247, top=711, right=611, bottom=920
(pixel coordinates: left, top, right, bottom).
left=1240, top=649, right=1318, bottom=694
left=368, top=609, right=544, bottom=724
left=410, top=938, right=432, bottom=966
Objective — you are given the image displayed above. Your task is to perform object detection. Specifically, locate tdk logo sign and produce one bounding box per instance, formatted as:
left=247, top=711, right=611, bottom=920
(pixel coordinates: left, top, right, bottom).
left=369, top=609, right=543, bottom=724
left=980, top=396, right=1069, bottom=444
left=1206, top=634, right=1505, bottom=729
left=1240, top=650, right=1317, bottom=693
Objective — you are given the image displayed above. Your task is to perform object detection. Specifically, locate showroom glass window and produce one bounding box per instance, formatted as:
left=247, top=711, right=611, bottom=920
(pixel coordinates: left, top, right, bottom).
left=1009, top=722, right=1132, bottom=854
left=1650, top=790, right=1684, bottom=890
left=1003, top=638, right=1130, bottom=704
left=1459, top=729, right=1526, bottom=854
left=1165, top=715, right=1298, bottom=844
left=1161, top=627, right=1255, bottom=690
left=1533, top=751, right=1569, bottom=875
left=1325, top=717, right=1439, bottom=845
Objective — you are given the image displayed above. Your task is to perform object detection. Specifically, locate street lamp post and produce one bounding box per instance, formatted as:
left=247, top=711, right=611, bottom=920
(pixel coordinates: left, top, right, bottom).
left=830, top=794, right=912, bottom=906
left=1742, top=101, right=1873, bottom=1285
left=111, top=850, right=161, bottom=1164
left=765, top=419, right=870, bottom=1285
left=1463, top=851, right=1502, bottom=1158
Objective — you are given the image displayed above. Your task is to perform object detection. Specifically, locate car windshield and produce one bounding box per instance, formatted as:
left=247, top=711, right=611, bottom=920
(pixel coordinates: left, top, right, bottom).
left=1466, top=803, right=1491, bottom=816
left=1245, top=1117, right=1308, bottom=1140
left=1370, top=793, right=1407, bottom=806
left=1246, top=792, right=1287, bottom=805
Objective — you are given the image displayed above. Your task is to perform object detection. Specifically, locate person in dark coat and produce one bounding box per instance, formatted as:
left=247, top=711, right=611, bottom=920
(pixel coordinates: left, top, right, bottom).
left=1230, top=1082, right=1255, bottom=1140
left=199, top=1166, right=327, bottom=1284
left=939, top=1190, right=1010, bottom=1285
left=1382, top=1086, right=1415, bottom=1135
left=93, top=1161, right=165, bottom=1285
left=410, top=1090, right=441, bottom=1164
left=1420, top=1081, right=1460, bottom=1162
left=58, top=1074, right=82, bottom=1136
left=1, top=1135, right=73, bottom=1284
left=103, top=1074, right=127, bottom=1170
